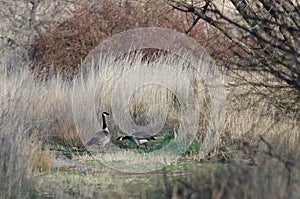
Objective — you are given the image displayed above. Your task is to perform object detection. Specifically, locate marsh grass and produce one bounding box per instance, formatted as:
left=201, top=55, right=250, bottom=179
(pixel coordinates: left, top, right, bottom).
left=33, top=145, right=56, bottom=172
left=29, top=158, right=222, bottom=199
left=73, top=52, right=210, bottom=153
left=0, top=68, right=42, bottom=198
left=0, top=51, right=209, bottom=197
left=0, top=50, right=299, bottom=198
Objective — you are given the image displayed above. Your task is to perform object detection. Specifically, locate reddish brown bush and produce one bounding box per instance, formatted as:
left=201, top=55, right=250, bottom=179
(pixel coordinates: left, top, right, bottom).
left=29, top=0, right=238, bottom=81
left=29, top=0, right=196, bottom=80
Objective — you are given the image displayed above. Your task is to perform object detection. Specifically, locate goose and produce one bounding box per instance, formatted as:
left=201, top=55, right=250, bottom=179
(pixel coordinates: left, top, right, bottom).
left=86, top=112, right=111, bottom=146
left=117, top=131, right=157, bottom=149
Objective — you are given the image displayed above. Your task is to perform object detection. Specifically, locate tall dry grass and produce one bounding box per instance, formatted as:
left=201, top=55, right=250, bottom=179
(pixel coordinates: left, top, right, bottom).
left=0, top=48, right=299, bottom=198
left=75, top=52, right=209, bottom=139
left=0, top=53, right=74, bottom=197
left=0, top=63, right=41, bottom=198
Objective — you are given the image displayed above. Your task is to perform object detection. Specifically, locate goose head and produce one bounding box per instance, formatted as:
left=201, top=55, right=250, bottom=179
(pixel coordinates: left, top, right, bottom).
left=102, top=112, right=110, bottom=117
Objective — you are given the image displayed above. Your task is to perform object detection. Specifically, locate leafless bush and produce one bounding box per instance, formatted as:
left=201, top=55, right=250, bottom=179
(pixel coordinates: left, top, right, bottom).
left=165, top=0, right=300, bottom=112
left=0, top=0, right=77, bottom=68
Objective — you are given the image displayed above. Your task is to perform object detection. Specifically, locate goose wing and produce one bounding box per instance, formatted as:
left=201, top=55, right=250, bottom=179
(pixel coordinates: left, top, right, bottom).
left=86, top=130, right=111, bottom=146
left=132, top=131, right=156, bottom=140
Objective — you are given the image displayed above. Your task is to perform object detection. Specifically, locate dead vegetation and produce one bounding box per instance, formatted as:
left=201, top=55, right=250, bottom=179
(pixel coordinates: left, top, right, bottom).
left=0, top=51, right=299, bottom=198
left=0, top=0, right=299, bottom=198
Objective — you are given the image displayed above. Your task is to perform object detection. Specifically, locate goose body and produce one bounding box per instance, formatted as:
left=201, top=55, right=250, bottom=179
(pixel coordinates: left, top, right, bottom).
left=86, top=112, right=111, bottom=146
left=118, top=131, right=157, bottom=148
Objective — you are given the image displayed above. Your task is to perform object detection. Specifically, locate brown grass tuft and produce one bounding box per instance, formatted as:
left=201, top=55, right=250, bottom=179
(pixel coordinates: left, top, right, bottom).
left=33, top=146, right=56, bottom=172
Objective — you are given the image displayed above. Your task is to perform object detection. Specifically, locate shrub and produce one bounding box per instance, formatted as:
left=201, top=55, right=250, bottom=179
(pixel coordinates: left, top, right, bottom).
left=28, top=0, right=210, bottom=80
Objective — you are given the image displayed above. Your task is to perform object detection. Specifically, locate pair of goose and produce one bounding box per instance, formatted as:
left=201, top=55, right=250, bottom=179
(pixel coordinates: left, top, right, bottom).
left=86, top=112, right=157, bottom=148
